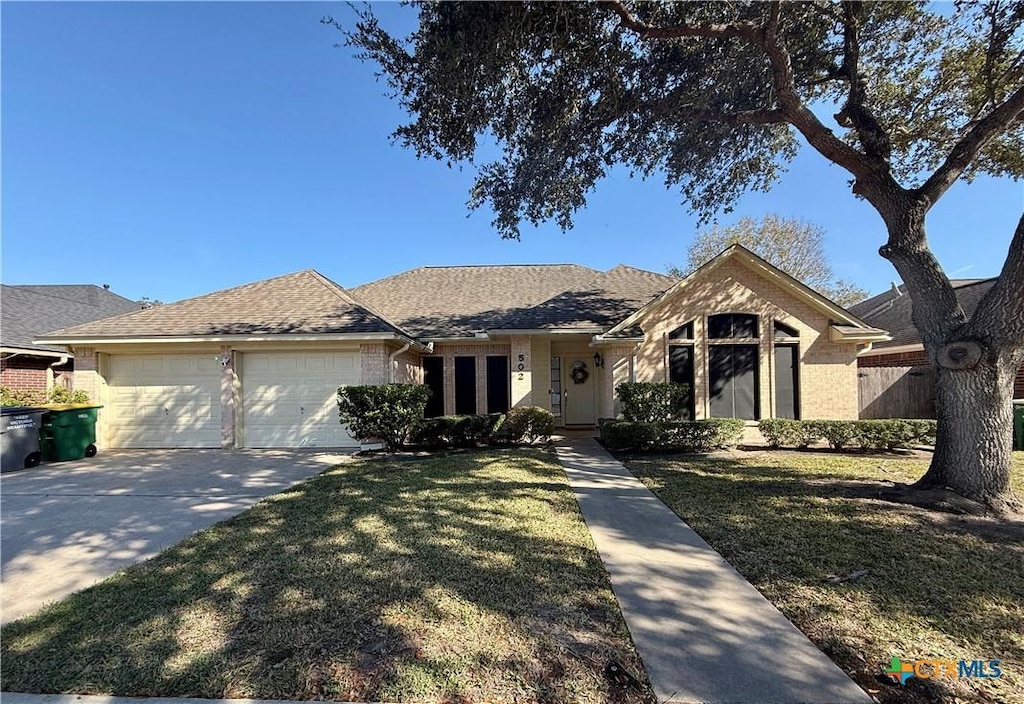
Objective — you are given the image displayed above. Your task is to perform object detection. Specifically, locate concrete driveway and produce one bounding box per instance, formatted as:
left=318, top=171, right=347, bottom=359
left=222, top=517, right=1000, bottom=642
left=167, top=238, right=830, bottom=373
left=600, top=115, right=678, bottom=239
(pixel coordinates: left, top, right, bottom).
left=0, top=448, right=353, bottom=624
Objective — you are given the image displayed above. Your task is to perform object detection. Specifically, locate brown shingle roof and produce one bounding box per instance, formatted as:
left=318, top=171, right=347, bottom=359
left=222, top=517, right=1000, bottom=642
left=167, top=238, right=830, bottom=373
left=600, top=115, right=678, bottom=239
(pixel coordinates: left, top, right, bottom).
left=39, top=270, right=411, bottom=339
left=850, top=278, right=996, bottom=349
left=350, top=264, right=600, bottom=337
left=498, top=265, right=677, bottom=330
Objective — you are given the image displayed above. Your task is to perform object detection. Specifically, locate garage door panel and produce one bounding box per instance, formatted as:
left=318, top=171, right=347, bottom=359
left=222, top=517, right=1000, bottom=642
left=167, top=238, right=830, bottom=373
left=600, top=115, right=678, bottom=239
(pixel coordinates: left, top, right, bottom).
left=107, top=355, right=221, bottom=449
left=242, top=352, right=358, bottom=448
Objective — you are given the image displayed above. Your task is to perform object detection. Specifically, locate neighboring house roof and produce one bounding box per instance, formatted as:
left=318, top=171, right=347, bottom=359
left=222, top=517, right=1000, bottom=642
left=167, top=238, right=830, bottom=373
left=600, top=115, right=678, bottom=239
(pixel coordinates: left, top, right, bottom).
left=1, top=284, right=140, bottom=355
left=37, top=270, right=420, bottom=344
left=351, top=264, right=600, bottom=338
left=850, top=278, right=996, bottom=350
left=497, top=265, right=677, bottom=331
left=602, top=244, right=889, bottom=343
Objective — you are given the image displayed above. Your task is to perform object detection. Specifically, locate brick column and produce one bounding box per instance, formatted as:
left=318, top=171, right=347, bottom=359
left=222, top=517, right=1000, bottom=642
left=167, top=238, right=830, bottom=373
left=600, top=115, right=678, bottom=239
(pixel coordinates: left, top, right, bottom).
left=510, top=335, right=532, bottom=407
left=72, top=347, right=101, bottom=402
left=693, top=316, right=708, bottom=420
left=72, top=347, right=105, bottom=446
left=219, top=346, right=237, bottom=449
left=360, top=344, right=388, bottom=385
left=599, top=346, right=634, bottom=419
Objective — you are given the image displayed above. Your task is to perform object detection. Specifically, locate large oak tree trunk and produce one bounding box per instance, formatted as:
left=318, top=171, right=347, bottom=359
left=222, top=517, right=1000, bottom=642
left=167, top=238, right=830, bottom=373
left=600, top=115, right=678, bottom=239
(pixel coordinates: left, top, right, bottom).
left=872, top=201, right=1024, bottom=517
left=915, top=354, right=1021, bottom=515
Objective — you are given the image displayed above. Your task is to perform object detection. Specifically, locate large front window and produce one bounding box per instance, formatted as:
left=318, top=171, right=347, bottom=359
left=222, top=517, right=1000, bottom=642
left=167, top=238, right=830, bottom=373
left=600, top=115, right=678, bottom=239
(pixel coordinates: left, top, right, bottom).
left=708, top=313, right=760, bottom=420
left=422, top=357, right=444, bottom=417
left=667, top=319, right=696, bottom=420
left=454, top=356, right=476, bottom=415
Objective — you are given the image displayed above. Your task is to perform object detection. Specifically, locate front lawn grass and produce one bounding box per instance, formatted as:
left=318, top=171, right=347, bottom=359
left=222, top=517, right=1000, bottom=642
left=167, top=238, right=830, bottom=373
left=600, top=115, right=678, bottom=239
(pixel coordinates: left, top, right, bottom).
left=621, top=450, right=1024, bottom=704
left=2, top=449, right=650, bottom=704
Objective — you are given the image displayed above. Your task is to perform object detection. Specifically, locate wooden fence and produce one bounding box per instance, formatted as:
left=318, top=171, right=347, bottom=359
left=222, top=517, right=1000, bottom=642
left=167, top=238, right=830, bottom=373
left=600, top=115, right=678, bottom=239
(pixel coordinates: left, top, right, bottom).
left=858, top=365, right=936, bottom=419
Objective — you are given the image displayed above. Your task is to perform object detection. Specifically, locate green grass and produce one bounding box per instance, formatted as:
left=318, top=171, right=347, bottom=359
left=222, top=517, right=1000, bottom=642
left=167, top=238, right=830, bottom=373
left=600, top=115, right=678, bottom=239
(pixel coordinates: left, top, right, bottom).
left=2, top=449, right=650, bottom=703
left=619, top=450, right=1024, bottom=704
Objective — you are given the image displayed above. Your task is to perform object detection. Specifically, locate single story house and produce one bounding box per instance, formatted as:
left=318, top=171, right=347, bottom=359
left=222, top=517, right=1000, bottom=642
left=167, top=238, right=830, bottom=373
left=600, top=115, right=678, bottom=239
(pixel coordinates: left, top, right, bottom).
left=851, top=277, right=1023, bottom=418
left=1, top=284, right=140, bottom=395
left=37, top=245, right=889, bottom=449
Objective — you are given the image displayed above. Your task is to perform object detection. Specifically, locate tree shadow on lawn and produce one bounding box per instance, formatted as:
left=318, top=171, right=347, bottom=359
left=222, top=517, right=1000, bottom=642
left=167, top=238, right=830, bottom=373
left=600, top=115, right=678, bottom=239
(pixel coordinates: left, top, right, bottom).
left=625, top=455, right=1024, bottom=704
left=1, top=449, right=651, bottom=704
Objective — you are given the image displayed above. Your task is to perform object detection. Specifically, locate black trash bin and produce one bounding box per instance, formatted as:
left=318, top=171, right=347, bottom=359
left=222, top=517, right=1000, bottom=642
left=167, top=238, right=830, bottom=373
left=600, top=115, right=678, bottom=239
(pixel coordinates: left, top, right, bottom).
left=1, top=406, right=46, bottom=472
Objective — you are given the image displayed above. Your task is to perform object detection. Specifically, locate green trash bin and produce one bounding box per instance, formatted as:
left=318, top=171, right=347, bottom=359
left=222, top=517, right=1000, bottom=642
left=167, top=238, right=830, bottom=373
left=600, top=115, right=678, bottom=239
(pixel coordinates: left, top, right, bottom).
left=1013, top=401, right=1024, bottom=452
left=41, top=405, right=102, bottom=462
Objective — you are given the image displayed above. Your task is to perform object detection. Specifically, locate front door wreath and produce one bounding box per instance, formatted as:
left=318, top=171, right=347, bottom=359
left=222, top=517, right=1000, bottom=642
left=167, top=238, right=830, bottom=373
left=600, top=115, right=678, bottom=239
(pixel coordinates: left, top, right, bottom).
left=570, top=360, right=589, bottom=384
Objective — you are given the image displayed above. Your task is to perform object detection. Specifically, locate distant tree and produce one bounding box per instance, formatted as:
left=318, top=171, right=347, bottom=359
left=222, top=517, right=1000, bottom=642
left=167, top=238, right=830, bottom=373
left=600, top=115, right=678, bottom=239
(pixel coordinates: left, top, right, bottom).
left=667, top=215, right=869, bottom=305
left=340, top=2, right=1024, bottom=515
left=138, top=297, right=163, bottom=309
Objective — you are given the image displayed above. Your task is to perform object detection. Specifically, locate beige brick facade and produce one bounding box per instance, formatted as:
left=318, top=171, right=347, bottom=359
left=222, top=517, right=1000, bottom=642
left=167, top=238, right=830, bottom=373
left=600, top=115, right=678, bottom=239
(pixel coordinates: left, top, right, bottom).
left=598, top=345, right=636, bottom=419
left=359, top=344, right=389, bottom=385
left=510, top=336, right=531, bottom=408
left=631, top=258, right=863, bottom=420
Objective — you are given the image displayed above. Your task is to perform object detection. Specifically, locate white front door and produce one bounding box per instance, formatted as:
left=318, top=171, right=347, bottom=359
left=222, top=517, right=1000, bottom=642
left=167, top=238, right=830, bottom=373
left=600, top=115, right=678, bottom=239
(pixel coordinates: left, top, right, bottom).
left=563, top=356, right=596, bottom=425
left=107, top=354, right=222, bottom=448
left=242, top=351, right=359, bottom=448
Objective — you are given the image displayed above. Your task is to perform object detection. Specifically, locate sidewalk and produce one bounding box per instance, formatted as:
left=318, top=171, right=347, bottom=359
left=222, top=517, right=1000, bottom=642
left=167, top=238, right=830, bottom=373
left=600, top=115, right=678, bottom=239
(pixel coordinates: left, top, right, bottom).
left=556, top=438, right=871, bottom=704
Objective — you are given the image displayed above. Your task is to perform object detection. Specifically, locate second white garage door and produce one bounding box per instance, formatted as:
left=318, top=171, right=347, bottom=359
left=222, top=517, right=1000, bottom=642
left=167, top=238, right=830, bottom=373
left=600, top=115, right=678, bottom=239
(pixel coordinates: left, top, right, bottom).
left=242, top=351, right=359, bottom=448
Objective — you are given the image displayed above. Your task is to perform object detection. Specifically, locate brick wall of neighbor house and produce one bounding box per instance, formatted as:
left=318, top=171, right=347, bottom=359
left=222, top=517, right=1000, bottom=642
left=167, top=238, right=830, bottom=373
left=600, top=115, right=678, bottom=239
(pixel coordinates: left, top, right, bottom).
left=0, top=356, right=71, bottom=394
left=859, top=350, right=930, bottom=367
left=1, top=361, right=48, bottom=393
left=633, top=258, right=861, bottom=420
left=431, top=342, right=513, bottom=415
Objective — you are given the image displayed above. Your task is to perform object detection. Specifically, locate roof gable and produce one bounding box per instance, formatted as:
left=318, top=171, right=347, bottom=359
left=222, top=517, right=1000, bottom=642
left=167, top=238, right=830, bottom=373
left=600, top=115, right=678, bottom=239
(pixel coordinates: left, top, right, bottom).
left=1, top=284, right=140, bottom=353
left=604, top=245, right=882, bottom=338
left=37, top=270, right=414, bottom=341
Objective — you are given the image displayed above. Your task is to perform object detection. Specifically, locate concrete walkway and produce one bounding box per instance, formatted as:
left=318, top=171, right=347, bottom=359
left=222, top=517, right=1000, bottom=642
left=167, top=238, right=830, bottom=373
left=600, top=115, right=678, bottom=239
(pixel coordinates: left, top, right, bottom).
left=556, top=438, right=871, bottom=704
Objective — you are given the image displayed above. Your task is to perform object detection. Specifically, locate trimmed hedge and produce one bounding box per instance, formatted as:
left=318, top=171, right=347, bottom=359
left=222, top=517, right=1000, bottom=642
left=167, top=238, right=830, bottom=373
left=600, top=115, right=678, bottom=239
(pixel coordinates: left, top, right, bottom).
left=757, top=418, right=938, bottom=452
left=499, top=406, right=555, bottom=445
left=616, top=382, right=690, bottom=422
left=409, top=414, right=504, bottom=449
left=337, top=384, right=431, bottom=450
left=600, top=418, right=744, bottom=453
left=409, top=407, right=555, bottom=450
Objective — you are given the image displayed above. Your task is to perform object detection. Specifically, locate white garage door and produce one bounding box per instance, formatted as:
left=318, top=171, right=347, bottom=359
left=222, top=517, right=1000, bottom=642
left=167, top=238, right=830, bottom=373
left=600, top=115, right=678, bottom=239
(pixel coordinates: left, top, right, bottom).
left=242, top=351, right=359, bottom=448
left=107, top=355, right=222, bottom=448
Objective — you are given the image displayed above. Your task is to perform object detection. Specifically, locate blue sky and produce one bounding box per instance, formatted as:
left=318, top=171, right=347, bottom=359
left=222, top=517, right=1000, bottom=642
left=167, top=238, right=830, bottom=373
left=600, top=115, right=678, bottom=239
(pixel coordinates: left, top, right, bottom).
left=3, top=2, right=1021, bottom=303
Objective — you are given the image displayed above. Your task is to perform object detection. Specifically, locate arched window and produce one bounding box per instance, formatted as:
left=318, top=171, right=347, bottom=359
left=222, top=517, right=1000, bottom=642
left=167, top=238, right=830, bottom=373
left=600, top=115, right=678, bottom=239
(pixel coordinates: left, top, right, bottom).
left=668, top=320, right=694, bottom=340
left=708, top=313, right=758, bottom=339
left=774, top=320, right=800, bottom=338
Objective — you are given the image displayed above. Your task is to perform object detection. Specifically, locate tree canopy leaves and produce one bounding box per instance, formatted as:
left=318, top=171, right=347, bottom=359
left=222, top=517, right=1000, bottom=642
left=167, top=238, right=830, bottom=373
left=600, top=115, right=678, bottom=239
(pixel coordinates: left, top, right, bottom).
left=668, top=215, right=869, bottom=306
left=339, top=1, right=1023, bottom=238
